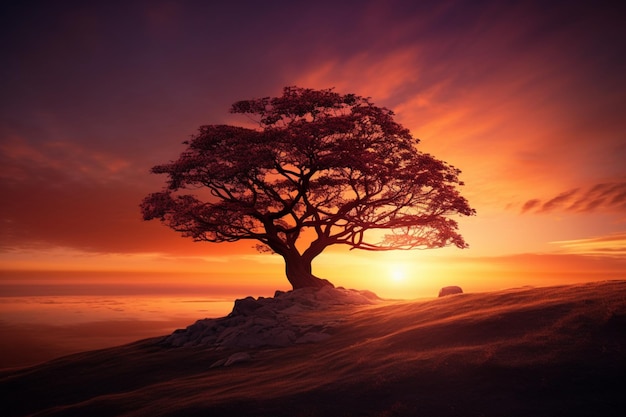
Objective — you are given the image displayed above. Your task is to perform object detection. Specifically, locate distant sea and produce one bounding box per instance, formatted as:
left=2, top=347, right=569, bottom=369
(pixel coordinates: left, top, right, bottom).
left=0, top=283, right=270, bottom=369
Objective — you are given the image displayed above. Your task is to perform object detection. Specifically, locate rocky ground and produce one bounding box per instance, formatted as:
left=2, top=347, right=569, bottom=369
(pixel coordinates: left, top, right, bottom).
left=2, top=281, right=625, bottom=417
left=163, top=286, right=381, bottom=365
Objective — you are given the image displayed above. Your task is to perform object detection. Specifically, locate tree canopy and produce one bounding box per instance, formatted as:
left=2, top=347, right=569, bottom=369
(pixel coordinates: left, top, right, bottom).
left=141, top=86, right=475, bottom=289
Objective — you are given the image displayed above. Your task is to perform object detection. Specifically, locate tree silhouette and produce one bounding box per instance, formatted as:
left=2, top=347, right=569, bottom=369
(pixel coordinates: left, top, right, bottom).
left=141, top=87, right=475, bottom=289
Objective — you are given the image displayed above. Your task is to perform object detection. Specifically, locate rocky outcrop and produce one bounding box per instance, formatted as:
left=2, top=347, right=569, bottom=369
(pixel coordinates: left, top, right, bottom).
left=163, top=286, right=380, bottom=351
left=438, top=286, right=463, bottom=297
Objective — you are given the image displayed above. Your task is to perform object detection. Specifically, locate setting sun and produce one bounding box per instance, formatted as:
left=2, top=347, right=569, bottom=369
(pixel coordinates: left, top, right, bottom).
left=389, top=263, right=408, bottom=282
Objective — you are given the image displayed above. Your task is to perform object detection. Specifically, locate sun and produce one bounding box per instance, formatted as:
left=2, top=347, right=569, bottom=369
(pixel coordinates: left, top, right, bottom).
left=389, top=263, right=407, bottom=283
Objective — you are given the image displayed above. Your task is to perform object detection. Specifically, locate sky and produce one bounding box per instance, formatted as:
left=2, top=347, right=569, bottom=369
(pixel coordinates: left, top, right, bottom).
left=1, top=0, right=625, bottom=299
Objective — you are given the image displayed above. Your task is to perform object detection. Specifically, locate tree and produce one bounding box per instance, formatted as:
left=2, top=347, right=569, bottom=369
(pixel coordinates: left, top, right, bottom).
left=141, top=86, right=475, bottom=290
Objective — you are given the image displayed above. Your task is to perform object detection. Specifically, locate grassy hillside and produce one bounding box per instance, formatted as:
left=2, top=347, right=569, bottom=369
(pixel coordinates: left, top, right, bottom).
left=2, top=281, right=625, bottom=416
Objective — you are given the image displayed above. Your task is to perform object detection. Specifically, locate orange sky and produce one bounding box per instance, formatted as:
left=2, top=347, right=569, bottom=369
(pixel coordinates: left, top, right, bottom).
left=1, top=1, right=625, bottom=299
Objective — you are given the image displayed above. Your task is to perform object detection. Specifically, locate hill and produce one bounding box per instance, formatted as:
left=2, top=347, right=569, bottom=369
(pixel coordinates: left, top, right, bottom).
left=1, top=281, right=625, bottom=416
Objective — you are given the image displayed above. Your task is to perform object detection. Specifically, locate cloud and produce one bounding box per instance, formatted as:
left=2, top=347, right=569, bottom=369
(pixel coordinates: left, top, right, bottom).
left=540, top=189, right=580, bottom=213
left=521, top=199, right=541, bottom=213
left=0, top=137, right=136, bottom=185
left=293, top=48, right=422, bottom=103
left=520, top=182, right=626, bottom=214
left=551, top=232, right=626, bottom=258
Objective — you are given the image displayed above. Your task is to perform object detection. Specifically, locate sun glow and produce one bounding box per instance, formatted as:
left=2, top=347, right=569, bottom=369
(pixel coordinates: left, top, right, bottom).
left=388, top=263, right=408, bottom=282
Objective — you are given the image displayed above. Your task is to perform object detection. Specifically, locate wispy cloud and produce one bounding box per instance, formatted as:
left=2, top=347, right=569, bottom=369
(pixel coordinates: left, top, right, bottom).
left=551, top=232, right=626, bottom=257
left=0, top=137, right=135, bottom=185
left=521, top=182, right=626, bottom=214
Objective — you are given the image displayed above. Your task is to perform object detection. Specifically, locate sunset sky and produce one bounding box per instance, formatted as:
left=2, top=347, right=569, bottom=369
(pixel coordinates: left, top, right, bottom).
left=1, top=0, right=625, bottom=299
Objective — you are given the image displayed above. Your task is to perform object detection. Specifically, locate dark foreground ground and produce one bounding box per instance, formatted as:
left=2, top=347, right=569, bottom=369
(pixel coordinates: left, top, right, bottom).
left=1, top=280, right=625, bottom=417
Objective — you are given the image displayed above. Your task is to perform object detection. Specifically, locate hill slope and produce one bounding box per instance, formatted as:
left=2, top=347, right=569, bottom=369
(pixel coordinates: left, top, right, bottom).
left=2, top=281, right=625, bottom=417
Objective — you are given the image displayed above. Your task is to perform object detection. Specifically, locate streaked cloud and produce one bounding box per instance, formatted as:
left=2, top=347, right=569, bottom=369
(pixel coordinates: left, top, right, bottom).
left=0, top=137, right=135, bottom=184
left=521, top=182, right=626, bottom=214
left=551, top=232, right=626, bottom=257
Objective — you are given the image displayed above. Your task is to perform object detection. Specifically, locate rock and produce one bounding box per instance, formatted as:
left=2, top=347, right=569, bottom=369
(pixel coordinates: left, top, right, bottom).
left=231, top=296, right=263, bottom=316
left=438, top=286, right=463, bottom=297
left=251, top=306, right=278, bottom=320
left=162, top=286, right=381, bottom=350
left=265, top=328, right=296, bottom=347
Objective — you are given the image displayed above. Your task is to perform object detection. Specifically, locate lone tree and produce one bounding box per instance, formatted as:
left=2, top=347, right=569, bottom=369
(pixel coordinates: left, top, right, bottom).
left=141, top=87, right=475, bottom=289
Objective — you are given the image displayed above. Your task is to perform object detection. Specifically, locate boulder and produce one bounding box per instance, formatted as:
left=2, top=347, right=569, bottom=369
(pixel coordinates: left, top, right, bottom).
left=438, top=286, right=463, bottom=297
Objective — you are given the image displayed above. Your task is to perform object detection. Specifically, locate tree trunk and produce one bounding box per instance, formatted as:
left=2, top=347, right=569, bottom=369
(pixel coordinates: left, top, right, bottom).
left=283, top=252, right=334, bottom=290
